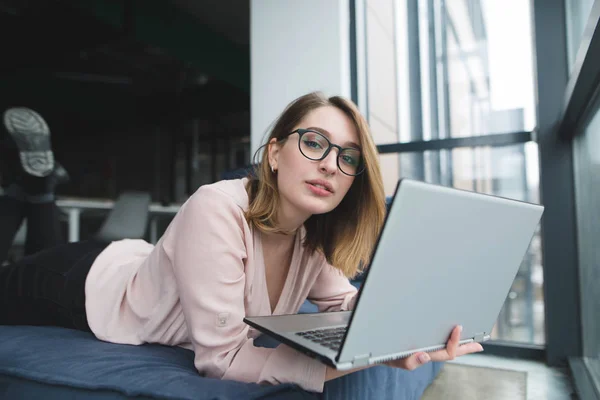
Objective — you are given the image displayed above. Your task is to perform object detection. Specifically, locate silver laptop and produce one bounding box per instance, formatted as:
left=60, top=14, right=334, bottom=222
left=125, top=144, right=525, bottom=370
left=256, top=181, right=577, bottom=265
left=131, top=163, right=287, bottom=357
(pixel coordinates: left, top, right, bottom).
left=244, top=179, right=544, bottom=370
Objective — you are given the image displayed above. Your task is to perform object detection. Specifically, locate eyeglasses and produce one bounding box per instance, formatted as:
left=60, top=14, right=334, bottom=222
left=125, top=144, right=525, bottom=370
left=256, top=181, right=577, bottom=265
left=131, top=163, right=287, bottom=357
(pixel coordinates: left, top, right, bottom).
left=285, top=129, right=365, bottom=176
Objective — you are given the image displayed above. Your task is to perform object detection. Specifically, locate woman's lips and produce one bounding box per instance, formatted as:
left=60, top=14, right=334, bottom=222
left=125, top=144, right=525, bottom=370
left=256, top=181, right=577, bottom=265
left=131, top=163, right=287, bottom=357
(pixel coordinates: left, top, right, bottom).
left=306, top=182, right=334, bottom=196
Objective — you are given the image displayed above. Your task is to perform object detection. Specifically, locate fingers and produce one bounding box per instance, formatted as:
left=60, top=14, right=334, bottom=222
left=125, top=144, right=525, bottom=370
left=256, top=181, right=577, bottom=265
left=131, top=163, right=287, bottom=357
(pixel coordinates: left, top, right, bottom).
left=395, top=325, right=485, bottom=369
left=402, top=352, right=431, bottom=371
left=446, top=325, right=462, bottom=360
left=430, top=325, right=475, bottom=362
left=456, top=342, right=484, bottom=356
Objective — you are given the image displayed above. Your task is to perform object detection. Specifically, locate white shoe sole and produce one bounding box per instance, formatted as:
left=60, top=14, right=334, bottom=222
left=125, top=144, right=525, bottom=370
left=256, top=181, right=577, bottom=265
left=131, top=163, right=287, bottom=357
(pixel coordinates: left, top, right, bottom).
left=3, top=107, right=54, bottom=177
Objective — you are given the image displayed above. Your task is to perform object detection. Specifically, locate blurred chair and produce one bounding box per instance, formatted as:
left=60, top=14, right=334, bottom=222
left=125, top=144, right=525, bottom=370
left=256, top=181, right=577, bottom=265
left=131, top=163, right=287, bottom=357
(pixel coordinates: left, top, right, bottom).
left=6, top=191, right=151, bottom=264
left=95, top=191, right=151, bottom=242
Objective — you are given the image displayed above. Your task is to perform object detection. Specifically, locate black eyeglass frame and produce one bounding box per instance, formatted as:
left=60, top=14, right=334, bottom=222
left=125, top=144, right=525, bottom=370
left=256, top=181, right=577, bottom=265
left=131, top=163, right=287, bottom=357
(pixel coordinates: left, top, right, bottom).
left=285, top=128, right=366, bottom=176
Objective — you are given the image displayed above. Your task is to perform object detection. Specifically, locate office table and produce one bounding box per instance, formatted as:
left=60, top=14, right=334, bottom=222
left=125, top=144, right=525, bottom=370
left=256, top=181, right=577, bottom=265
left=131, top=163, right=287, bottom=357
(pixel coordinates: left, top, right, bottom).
left=56, top=197, right=181, bottom=243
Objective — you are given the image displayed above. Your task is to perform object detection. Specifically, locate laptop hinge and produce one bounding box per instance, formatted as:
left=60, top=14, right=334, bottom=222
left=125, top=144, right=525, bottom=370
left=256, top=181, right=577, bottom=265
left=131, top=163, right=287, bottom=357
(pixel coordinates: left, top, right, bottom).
left=474, top=332, right=488, bottom=342
left=352, top=353, right=371, bottom=368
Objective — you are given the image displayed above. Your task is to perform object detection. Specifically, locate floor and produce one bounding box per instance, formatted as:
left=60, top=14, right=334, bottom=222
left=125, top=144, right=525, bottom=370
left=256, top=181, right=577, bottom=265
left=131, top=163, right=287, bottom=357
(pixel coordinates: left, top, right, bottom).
left=449, top=353, right=579, bottom=400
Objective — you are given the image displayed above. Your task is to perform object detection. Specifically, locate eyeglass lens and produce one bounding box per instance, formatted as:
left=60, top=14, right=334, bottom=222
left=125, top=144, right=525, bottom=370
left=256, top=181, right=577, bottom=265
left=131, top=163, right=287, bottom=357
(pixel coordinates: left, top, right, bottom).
left=298, top=131, right=362, bottom=175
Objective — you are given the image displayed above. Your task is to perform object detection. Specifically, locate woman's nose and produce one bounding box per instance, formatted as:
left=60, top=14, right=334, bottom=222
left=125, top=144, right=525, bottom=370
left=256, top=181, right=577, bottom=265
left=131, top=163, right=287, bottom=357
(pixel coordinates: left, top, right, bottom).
left=318, top=149, right=338, bottom=175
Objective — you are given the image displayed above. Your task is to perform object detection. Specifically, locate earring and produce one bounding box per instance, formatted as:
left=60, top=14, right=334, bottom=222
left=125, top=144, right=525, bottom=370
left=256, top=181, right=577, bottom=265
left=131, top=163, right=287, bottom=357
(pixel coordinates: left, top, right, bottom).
left=271, top=165, right=275, bottom=173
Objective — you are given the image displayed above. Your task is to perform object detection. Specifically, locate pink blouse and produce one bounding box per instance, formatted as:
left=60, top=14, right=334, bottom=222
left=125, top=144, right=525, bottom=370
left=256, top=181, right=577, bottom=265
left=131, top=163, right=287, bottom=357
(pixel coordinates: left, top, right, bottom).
left=85, top=178, right=358, bottom=392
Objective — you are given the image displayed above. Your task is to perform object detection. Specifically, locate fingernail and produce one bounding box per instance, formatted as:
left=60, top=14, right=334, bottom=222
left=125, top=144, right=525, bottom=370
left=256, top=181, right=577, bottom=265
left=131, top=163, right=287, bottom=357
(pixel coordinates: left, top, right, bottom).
left=418, top=354, right=430, bottom=364
left=458, top=325, right=463, bottom=333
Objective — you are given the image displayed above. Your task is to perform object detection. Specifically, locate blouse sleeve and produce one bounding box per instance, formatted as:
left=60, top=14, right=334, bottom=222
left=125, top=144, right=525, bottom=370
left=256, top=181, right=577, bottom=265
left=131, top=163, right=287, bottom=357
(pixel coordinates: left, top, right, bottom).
left=162, top=185, right=327, bottom=392
left=307, top=260, right=359, bottom=312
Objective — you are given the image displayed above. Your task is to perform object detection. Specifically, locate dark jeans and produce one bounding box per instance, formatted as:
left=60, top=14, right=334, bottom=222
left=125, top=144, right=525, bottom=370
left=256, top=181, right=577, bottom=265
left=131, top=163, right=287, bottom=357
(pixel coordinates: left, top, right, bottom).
left=0, top=196, right=107, bottom=331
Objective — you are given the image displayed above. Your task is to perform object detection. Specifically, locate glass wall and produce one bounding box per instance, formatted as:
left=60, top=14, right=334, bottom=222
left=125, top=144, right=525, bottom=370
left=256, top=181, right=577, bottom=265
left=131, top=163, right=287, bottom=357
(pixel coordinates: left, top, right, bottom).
left=362, top=0, right=543, bottom=344
left=566, top=0, right=600, bottom=393
left=573, top=93, right=600, bottom=381
left=565, top=0, right=596, bottom=72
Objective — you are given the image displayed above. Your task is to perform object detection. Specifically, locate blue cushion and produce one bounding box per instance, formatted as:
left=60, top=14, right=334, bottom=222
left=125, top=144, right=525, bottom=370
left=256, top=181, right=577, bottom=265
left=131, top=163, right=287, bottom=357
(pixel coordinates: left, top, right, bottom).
left=0, top=326, right=313, bottom=400
left=0, top=325, right=441, bottom=400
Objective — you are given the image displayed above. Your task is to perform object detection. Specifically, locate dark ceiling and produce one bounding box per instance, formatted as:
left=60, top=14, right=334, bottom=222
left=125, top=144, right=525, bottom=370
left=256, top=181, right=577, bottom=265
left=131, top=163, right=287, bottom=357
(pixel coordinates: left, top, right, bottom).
left=0, top=0, right=250, bottom=130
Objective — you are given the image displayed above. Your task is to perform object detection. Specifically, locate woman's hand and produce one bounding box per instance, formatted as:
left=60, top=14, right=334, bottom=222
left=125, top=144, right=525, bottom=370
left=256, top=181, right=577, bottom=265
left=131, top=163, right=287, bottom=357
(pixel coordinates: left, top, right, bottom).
left=384, top=325, right=483, bottom=371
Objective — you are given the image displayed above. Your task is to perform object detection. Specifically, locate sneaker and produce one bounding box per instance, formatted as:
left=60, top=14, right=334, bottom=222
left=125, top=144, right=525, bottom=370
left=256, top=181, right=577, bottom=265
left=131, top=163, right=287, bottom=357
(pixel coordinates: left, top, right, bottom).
left=2, top=107, right=54, bottom=178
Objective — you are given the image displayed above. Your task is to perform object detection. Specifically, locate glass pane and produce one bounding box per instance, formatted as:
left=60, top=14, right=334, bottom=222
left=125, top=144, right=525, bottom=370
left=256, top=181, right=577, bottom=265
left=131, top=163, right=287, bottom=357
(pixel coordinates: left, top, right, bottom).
left=440, top=0, right=537, bottom=137
left=397, top=142, right=544, bottom=344
left=365, top=0, right=398, bottom=146
left=573, top=94, right=600, bottom=359
left=565, top=0, right=596, bottom=73
left=365, top=0, right=537, bottom=143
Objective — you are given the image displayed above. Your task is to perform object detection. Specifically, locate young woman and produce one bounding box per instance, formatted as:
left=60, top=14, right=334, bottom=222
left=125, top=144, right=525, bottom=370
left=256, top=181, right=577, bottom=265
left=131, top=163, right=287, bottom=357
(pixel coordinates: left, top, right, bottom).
left=0, top=95, right=482, bottom=393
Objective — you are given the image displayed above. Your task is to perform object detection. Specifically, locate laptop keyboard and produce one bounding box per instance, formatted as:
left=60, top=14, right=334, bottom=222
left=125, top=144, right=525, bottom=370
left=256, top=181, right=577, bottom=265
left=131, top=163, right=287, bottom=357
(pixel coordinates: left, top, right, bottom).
left=295, top=326, right=347, bottom=351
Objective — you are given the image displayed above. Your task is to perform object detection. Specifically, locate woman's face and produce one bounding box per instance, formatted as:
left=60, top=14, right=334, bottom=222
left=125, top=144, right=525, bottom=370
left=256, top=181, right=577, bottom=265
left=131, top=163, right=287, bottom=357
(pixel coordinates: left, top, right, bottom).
left=268, top=106, right=360, bottom=224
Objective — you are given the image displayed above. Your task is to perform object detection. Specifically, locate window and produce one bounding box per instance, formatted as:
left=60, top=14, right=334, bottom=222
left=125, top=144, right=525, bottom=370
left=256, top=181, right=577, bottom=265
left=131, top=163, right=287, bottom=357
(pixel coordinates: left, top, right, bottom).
left=573, top=93, right=600, bottom=367
left=359, top=0, right=542, bottom=344
left=565, top=0, right=596, bottom=73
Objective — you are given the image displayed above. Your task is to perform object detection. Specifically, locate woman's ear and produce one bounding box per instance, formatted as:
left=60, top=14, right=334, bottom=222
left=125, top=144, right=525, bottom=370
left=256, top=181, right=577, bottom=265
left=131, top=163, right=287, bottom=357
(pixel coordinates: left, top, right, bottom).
left=267, top=138, right=280, bottom=170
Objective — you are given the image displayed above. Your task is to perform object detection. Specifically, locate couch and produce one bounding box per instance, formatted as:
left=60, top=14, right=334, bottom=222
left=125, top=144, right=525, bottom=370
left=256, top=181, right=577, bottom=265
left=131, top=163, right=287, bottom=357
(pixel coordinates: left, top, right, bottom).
left=0, top=300, right=442, bottom=399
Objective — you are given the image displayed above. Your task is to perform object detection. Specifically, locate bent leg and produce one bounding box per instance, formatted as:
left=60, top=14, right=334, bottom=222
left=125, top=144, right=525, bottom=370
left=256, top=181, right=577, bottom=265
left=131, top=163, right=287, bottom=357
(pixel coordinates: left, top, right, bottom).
left=0, top=196, right=26, bottom=263
left=24, top=201, right=65, bottom=256
left=0, top=240, right=108, bottom=331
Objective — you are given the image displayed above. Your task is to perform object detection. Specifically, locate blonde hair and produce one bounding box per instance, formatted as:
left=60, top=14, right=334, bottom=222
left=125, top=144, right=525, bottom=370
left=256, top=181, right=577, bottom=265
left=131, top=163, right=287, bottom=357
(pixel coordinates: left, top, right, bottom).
left=245, top=92, right=386, bottom=278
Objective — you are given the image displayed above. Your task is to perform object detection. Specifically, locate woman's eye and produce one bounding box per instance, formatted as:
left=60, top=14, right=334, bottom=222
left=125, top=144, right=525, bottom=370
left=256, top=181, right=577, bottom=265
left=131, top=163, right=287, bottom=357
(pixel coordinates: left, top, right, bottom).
left=304, top=140, right=323, bottom=149
left=341, top=155, right=358, bottom=166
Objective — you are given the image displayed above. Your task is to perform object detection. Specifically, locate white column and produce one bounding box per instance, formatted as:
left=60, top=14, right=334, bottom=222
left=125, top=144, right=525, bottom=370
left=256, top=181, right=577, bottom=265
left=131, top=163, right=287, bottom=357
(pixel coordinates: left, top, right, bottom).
left=250, top=0, right=351, bottom=156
